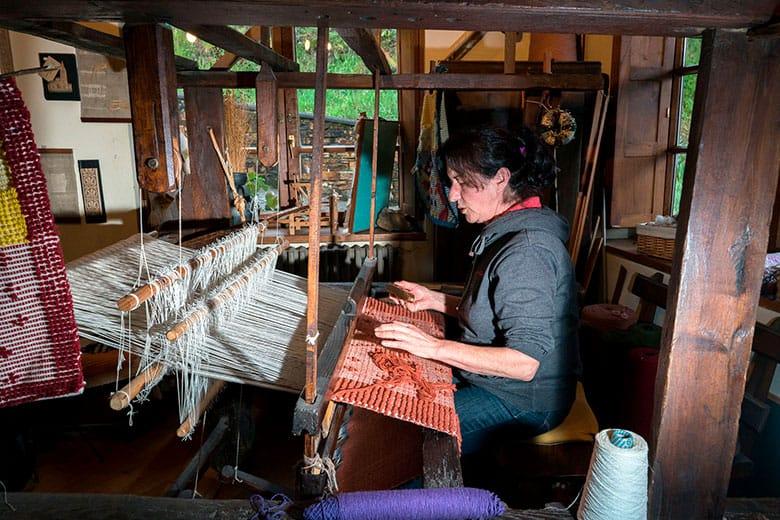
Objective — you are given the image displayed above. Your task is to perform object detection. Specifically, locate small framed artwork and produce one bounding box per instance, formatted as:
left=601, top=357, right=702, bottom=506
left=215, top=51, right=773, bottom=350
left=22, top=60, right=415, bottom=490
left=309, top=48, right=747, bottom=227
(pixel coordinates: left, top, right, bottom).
left=39, top=53, right=80, bottom=101
left=77, top=160, right=107, bottom=223
left=39, top=148, right=81, bottom=223
left=76, top=49, right=131, bottom=122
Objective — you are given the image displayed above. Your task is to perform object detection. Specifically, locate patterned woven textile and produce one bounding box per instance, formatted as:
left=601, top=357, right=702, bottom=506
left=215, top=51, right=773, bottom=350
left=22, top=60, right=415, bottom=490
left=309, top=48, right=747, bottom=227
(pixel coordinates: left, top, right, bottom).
left=326, top=297, right=461, bottom=447
left=0, top=78, right=84, bottom=408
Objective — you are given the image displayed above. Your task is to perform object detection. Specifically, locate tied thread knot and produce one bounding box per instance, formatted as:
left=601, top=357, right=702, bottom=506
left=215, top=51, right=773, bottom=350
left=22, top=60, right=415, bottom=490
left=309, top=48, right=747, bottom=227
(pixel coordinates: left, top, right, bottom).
left=249, top=493, right=292, bottom=520
left=303, top=453, right=338, bottom=495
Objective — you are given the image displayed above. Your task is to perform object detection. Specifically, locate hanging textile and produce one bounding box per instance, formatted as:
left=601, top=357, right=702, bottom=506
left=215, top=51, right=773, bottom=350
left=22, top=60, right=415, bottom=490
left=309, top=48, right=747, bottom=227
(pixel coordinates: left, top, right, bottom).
left=412, top=91, right=459, bottom=228
left=327, top=297, right=461, bottom=448
left=0, top=78, right=84, bottom=408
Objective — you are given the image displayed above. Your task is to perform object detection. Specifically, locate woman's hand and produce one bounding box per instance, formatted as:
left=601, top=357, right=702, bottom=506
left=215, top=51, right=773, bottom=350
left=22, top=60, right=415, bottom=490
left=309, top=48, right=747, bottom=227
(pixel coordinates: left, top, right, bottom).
left=374, top=322, right=444, bottom=360
left=388, top=281, right=445, bottom=313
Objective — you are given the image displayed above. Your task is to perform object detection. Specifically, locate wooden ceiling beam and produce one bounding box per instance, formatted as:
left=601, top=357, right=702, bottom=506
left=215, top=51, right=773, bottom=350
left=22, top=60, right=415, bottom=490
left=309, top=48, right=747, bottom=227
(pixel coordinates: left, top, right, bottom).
left=210, top=25, right=263, bottom=70
left=177, top=69, right=604, bottom=91
left=0, top=20, right=197, bottom=70
left=335, top=28, right=391, bottom=74
left=175, top=24, right=298, bottom=71
left=0, top=1, right=776, bottom=37
left=440, top=31, right=486, bottom=62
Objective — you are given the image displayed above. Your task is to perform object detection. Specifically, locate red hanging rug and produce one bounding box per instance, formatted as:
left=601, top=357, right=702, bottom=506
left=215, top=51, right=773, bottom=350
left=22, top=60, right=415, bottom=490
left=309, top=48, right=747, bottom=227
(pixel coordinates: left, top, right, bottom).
left=0, top=78, right=84, bottom=408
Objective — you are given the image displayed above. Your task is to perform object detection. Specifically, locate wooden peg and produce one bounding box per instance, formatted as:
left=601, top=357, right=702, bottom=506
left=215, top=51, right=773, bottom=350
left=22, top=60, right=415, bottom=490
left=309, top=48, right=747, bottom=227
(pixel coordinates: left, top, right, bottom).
left=110, top=362, right=165, bottom=411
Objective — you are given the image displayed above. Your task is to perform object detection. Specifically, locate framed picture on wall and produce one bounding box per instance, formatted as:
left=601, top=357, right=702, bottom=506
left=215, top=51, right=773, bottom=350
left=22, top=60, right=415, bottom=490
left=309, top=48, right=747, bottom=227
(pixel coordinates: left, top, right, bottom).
left=76, top=49, right=131, bottom=122
left=39, top=148, right=81, bottom=223
left=77, top=160, right=107, bottom=223
left=38, top=53, right=80, bottom=101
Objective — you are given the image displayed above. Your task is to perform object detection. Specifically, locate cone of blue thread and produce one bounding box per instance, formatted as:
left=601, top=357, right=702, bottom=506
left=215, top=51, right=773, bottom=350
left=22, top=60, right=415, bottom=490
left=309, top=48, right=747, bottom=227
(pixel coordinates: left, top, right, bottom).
left=303, top=487, right=506, bottom=520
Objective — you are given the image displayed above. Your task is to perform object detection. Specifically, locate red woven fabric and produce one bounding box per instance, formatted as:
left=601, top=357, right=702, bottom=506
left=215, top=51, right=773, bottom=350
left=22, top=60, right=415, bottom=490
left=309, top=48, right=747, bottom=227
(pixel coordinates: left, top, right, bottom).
left=0, top=78, right=84, bottom=408
left=326, top=297, right=461, bottom=447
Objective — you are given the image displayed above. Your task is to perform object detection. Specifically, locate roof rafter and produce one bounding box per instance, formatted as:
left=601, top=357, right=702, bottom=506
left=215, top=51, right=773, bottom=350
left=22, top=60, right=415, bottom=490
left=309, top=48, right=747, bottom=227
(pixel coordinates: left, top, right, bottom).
left=335, top=28, right=391, bottom=74
left=0, top=20, right=197, bottom=70
left=0, top=1, right=776, bottom=37
left=176, top=24, right=298, bottom=71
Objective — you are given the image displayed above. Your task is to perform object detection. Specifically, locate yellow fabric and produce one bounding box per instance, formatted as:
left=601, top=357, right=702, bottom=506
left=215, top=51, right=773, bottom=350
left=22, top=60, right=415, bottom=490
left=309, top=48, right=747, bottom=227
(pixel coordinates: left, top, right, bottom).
left=0, top=187, right=28, bottom=246
left=529, top=382, right=599, bottom=445
left=0, top=144, right=28, bottom=246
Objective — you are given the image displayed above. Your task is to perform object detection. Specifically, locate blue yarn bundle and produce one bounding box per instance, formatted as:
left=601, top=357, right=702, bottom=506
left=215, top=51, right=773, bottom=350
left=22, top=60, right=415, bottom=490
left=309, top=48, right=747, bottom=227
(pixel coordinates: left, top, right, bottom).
left=303, top=487, right=505, bottom=520
left=609, top=428, right=635, bottom=449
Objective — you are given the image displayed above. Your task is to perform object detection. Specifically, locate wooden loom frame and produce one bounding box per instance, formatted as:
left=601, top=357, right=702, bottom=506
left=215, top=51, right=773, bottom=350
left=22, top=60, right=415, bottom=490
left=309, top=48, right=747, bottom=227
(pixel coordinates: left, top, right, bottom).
left=3, top=3, right=778, bottom=516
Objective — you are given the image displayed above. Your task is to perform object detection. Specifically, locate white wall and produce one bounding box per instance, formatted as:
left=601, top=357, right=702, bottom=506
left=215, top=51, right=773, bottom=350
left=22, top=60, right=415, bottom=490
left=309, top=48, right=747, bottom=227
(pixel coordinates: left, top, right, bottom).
left=9, top=31, right=139, bottom=261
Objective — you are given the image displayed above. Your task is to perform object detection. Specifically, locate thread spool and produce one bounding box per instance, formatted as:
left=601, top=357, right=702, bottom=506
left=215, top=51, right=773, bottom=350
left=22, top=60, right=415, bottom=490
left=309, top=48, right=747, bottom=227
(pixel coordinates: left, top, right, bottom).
left=578, top=429, right=648, bottom=520
left=303, top=487, right=505, bottom=520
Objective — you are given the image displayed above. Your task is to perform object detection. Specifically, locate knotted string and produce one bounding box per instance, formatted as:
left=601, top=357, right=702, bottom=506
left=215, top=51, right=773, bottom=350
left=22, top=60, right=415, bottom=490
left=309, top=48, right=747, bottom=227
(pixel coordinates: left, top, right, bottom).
left=303, top=453, right=339, bottom=494
left=249, top=493, right=292, bottom=520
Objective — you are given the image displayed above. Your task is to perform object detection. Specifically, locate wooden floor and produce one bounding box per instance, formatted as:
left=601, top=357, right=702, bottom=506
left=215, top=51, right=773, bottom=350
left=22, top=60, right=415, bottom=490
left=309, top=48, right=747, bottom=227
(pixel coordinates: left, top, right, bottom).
left=1, top=380, right=302, bottom=499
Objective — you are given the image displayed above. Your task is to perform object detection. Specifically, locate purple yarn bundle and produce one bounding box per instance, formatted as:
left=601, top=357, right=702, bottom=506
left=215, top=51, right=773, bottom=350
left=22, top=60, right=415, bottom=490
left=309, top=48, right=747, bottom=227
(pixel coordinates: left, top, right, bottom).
left=303, top=487, right=506, bottom=520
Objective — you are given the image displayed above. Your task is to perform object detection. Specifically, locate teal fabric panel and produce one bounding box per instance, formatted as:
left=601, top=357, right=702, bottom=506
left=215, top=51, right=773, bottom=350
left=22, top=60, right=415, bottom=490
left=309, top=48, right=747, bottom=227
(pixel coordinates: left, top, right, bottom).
left=352, top=119, right=398, bottom=233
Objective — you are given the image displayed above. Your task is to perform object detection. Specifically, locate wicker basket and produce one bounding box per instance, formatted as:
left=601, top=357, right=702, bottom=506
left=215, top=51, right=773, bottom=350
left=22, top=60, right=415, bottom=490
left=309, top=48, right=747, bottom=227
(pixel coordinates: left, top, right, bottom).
left=636, top=223, right=676, bottom=260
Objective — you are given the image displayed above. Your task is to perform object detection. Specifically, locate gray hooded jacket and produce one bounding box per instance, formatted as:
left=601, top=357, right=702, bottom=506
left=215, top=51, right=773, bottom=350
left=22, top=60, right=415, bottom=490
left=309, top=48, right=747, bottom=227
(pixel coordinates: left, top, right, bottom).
left=456, top=207, right=579, bottom=412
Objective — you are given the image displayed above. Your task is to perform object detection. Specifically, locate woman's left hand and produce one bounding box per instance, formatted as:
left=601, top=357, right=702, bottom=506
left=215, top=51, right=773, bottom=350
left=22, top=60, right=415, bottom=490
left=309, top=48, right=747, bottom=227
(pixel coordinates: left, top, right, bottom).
left=374, top=322, right=444, bottom=360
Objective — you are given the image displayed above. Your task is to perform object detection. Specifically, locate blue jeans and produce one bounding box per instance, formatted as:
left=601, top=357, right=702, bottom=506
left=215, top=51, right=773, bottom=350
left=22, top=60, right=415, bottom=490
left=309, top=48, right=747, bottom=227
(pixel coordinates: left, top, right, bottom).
left=455, top=380, right=566, bottom=455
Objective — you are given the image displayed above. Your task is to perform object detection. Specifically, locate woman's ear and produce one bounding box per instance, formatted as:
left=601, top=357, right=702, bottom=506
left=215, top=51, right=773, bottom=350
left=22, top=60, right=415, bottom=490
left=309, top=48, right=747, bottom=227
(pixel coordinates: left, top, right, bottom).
left=494, top=167, right=511, bottom=189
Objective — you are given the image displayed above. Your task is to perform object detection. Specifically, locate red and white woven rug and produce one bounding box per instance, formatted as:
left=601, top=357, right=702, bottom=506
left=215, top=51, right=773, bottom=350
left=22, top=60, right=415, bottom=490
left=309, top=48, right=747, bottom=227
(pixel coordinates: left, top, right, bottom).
left=326, top=297, right=461, bottom=447
left=0, top=78, right=84, bottom=408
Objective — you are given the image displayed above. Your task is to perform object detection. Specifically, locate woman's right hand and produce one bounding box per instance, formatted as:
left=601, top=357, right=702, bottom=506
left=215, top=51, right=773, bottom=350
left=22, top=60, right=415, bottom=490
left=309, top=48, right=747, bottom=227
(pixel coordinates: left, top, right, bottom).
left=388, top=280, right=445, bottom=313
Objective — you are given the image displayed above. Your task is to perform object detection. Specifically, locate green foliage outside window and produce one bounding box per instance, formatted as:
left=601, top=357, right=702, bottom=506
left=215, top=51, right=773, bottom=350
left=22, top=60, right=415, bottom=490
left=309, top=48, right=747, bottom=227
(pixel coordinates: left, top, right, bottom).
left=172, top=27, right=399, bottom=120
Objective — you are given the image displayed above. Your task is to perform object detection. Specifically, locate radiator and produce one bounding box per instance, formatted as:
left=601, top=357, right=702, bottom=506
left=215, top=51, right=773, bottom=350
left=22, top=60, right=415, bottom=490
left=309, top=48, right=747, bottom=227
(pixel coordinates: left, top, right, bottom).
left=277, top=244, right=399, bottom=283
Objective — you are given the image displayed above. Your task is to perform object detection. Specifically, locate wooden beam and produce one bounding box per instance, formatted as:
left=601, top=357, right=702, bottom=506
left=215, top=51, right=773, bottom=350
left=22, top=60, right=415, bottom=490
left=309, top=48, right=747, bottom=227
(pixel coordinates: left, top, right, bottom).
left=256, top=66, right=278, bottom=167
left=440, top=31, right=486, bottom=62
left=335, top=28, right=391, bottom=74
left=124, top=24, right=181, bottom=193
left=0, top=28, right=12, bottom=74
left=210, top=25, right=263, bottom=70
left=397, top=28, right=423, bottom=217
left=649, top=29, right=780, bottom=519
left=504, top=31, right=518, bottom=73
left=0, top=1, right=775, bottom=36
left=175, top=24, right=298, bottom=71
left=0, top=20, right=196, bottom=69
left=182, top=87, right=231, bottom=222
left=177, top=70, right=604, bottom=91
left=272, top=26, right=301, bottom=209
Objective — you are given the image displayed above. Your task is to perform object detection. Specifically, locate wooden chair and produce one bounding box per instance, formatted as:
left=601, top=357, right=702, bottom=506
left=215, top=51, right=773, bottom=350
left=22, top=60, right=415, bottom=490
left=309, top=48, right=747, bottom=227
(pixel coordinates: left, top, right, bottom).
left=731, top=319, right=780, bottom=482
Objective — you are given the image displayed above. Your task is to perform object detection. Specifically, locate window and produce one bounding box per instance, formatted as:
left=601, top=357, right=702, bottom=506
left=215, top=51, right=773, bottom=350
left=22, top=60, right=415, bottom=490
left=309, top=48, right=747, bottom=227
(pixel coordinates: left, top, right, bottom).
left=667, top=37, right=700, bottom=215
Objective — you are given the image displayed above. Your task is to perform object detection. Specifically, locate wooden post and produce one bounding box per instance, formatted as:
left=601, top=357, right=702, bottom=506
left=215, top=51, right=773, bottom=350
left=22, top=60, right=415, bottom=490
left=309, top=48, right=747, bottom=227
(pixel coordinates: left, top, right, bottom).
left=368, top=69, right=380, bottom=259
left=256, top=64, right=278, bottom=168
left=124, top=24, right=180, bottom=193
left=305, top=22, right=329, bottom=406
left=649, top=30, right=780, bottom=519
left=397, top=29, right=424, bottom=217
left=182, top=87, right=231, bottom=222
left=503, top=31, right=517, bottom=74
left=272, top=27, right=301, bottom=208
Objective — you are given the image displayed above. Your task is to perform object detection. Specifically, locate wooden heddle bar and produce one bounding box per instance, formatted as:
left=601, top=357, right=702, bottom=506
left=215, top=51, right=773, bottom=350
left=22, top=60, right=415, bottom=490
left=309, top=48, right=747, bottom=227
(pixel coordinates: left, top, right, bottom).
left=165, top=239, right=289, bottom=341
left=116, top=223, right=266, bottom=312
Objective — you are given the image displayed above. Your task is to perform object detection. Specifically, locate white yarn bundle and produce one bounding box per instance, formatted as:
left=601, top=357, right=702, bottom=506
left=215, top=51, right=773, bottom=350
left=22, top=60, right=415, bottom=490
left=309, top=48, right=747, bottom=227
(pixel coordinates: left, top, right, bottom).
left=578, top=429, right=648, bottom=520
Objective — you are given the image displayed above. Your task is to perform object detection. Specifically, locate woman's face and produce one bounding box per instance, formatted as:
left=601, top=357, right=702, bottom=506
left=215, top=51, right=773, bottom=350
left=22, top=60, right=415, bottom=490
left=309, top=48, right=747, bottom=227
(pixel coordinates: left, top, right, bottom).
left=446, top=167, right=509, bottom=224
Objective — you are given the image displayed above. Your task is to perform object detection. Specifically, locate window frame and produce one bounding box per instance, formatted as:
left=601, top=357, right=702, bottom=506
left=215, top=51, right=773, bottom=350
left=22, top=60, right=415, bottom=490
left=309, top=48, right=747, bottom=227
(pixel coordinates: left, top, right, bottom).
left=665, top=36, right=700, bottom=216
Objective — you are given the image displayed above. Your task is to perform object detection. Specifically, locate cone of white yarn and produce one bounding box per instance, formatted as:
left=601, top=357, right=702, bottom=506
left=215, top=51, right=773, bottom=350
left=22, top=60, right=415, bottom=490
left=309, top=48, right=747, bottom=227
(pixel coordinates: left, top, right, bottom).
left=578, top=429, right=648, bottom=520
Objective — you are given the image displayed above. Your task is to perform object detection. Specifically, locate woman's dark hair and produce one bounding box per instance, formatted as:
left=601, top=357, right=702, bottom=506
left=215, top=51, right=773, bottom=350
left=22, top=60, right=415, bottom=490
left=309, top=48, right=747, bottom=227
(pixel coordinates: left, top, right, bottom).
left=439, top=126, right=557, bottom=201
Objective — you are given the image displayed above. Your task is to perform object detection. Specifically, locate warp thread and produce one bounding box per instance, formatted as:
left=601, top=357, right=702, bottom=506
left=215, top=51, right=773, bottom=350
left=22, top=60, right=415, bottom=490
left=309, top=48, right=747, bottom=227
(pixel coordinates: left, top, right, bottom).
left=578, top=429, right=648, bottom=520
left=302, top=487, right=505, bottom=520
left=249, top=493, right=292, bottom=520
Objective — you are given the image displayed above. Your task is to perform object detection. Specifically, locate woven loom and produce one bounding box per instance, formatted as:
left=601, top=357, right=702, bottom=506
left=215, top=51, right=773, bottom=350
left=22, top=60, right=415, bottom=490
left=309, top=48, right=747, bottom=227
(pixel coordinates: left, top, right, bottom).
left=0, top=77, right=84, bottom=408
left=67, top=233, right=347, bottom=424
left=326, top=297, right=461, bottom=447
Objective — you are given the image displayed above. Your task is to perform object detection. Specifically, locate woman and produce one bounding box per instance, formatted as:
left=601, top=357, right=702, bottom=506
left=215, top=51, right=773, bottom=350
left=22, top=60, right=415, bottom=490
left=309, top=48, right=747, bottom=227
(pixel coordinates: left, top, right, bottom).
left=375, top=126, right=579, bottom=455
